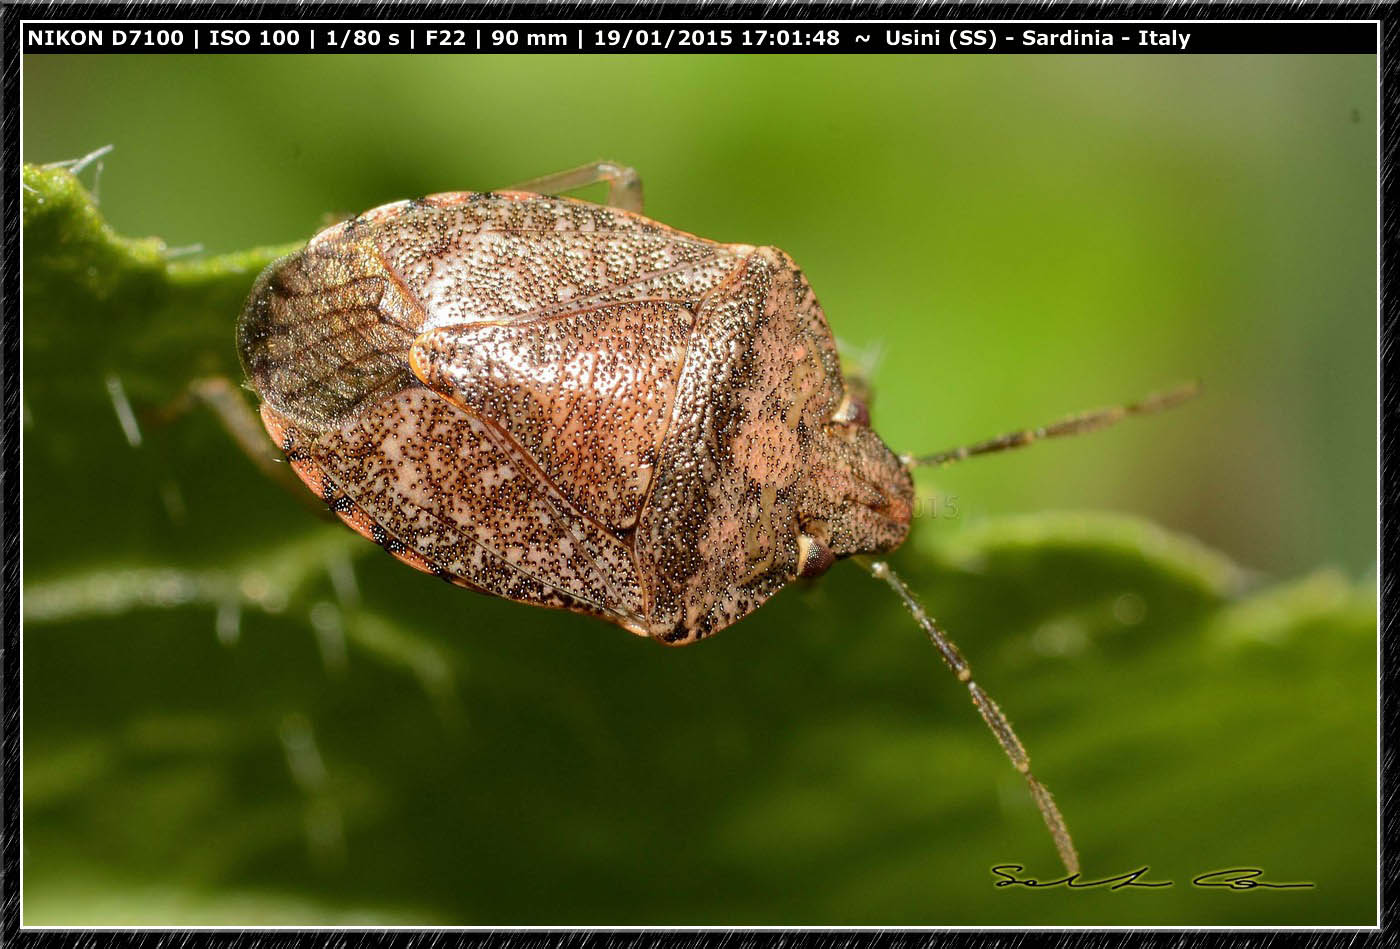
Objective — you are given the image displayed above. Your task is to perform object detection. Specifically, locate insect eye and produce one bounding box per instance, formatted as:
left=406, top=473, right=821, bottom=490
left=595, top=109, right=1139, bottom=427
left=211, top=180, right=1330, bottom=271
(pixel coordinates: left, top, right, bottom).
left=797, top=533, right=836, bottom=578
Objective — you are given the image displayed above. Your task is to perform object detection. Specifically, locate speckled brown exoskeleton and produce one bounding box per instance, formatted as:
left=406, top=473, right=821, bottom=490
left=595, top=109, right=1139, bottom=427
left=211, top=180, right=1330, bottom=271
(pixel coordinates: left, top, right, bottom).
left=236, top=162, right=1196, bottom=876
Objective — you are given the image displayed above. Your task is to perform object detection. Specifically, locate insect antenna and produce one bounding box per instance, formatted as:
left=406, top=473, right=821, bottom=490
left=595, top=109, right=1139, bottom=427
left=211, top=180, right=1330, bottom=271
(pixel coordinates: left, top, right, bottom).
left=854, top=556, right=1081, bottom=876
left=901, top=381, right=1199, bottom=470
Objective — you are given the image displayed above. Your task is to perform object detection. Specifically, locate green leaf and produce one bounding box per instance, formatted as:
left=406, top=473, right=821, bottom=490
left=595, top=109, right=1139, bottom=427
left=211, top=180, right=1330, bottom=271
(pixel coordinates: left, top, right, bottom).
left=22, top=166, right=1375, bottom=926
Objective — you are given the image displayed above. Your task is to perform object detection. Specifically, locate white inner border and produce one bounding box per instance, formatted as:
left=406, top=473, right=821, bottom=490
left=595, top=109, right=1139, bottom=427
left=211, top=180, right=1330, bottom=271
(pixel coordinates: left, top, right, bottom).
left=14, top=15, right=1386, bottom=933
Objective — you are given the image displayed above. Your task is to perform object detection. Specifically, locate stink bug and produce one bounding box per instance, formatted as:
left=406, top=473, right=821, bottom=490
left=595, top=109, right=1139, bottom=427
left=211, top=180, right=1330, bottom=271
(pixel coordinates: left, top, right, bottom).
left=237, top=161, right=1195, bottom=875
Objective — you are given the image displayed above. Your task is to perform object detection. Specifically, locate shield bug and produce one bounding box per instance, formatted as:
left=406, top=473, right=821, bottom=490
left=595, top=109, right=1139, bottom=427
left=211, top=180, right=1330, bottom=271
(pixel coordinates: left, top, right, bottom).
left=237, top=162, right=1195, bottom=876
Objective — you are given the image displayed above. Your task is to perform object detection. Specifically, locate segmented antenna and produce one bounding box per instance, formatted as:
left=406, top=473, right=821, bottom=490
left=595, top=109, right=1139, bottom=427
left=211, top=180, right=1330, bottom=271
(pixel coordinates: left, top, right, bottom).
left=901, top=381, right=1199, bottom=470
left=855, top=556, right=1081, bottom=877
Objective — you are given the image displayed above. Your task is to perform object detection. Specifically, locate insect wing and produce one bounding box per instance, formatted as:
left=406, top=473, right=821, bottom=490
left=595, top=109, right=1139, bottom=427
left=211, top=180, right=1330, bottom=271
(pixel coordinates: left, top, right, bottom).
left=237, top=240, right=422, bottom=432
left=370, top=193, right=748, bottom=330
left=410, top=301, right=696, bottom=532
left=264, top=389, right=647, bottom=632
left=240, top=192, right=747, bottom=435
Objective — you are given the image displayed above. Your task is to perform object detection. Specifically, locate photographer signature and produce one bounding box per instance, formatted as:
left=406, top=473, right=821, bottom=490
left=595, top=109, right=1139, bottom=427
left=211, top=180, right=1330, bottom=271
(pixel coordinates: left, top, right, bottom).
left=991, top=864, right=1315, bottom=891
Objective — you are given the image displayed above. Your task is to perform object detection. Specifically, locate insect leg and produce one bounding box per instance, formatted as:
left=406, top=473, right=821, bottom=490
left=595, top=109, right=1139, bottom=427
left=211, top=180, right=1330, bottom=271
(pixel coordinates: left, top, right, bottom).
left=902, top=381, right=1198, bottom=470
left=153, top=376, right=327, bottom=511
left=507, top=161, right=644, bottom=213
left=855, top=556, right=1081, bottom=876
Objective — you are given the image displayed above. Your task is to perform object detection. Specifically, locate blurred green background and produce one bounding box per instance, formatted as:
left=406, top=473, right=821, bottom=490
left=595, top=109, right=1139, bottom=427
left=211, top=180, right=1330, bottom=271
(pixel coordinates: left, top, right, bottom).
left=22, top=54, right=1376, bottom=925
